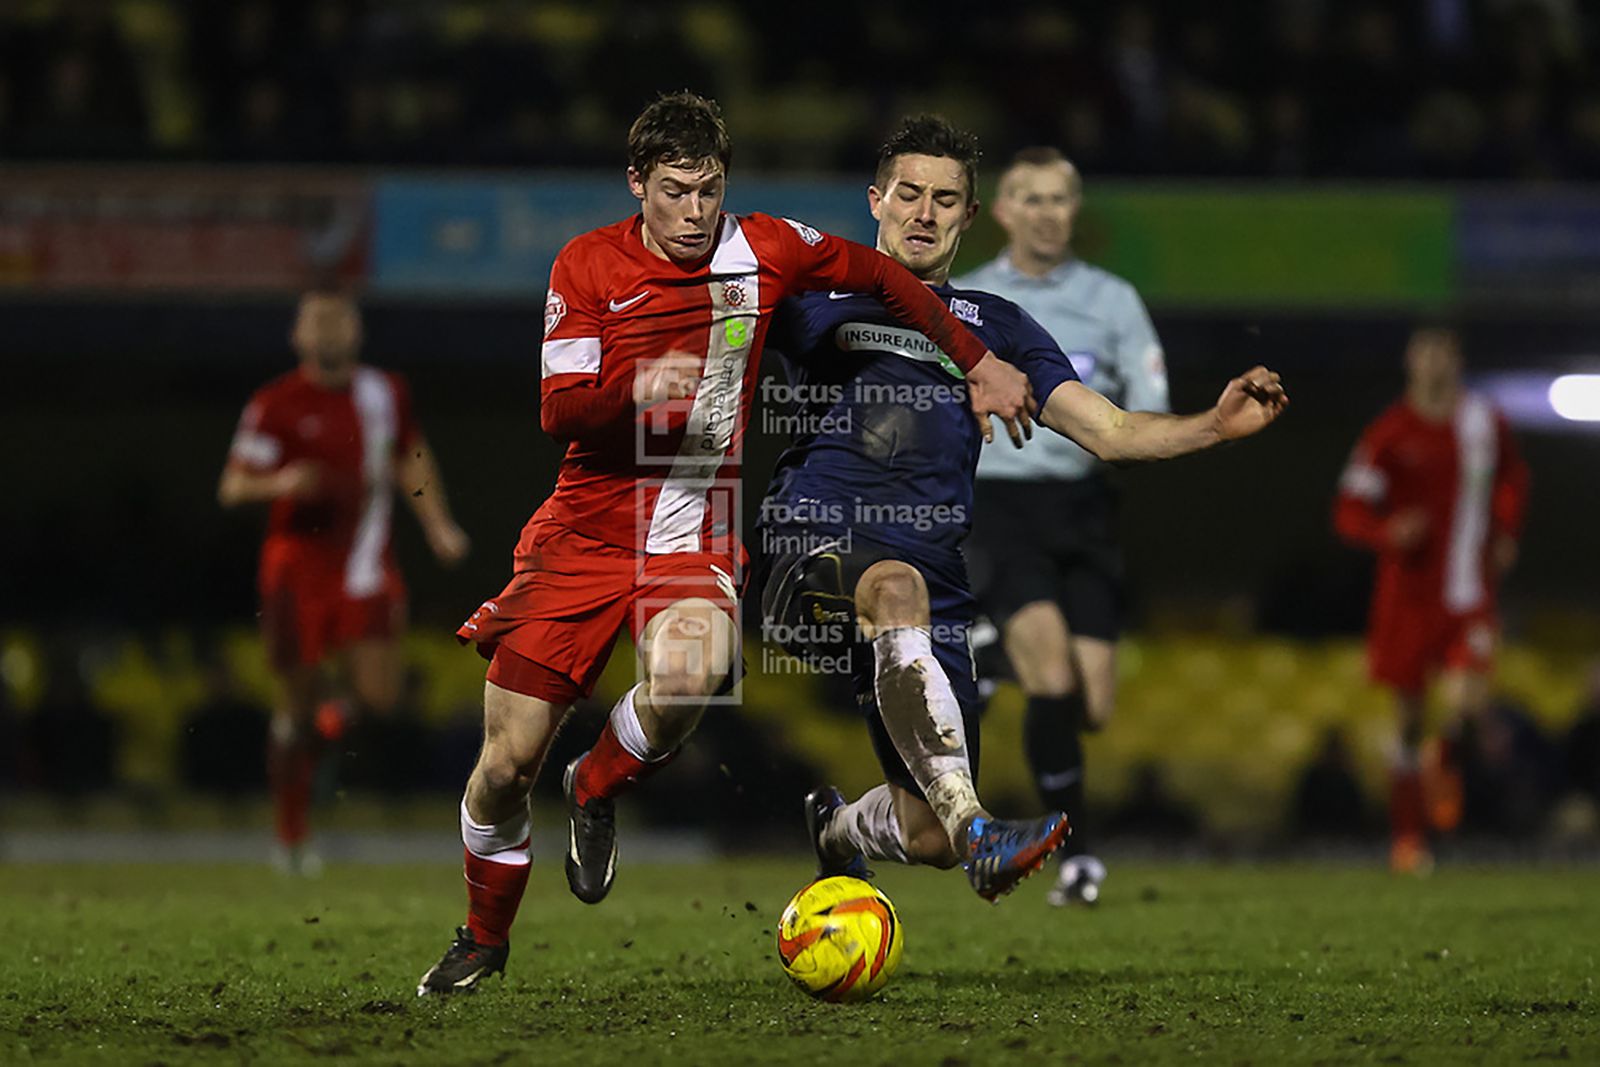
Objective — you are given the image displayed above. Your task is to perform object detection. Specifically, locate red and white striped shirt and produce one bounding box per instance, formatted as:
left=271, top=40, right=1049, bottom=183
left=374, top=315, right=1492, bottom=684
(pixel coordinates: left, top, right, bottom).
left=229, top=366, right=420, bottom=596
left=1335, top=395, right=1529, bottom=614
left=534, top=211, right=990, bottom=556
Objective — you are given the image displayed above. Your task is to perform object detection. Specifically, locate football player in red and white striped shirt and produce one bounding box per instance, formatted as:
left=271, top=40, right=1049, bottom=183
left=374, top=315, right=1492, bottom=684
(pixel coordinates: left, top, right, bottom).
left=418, top=92, right=1036, bottom=994
left=1334, top=324, right=1529, bottom=873
left=220, top=289, right=470, bottom=874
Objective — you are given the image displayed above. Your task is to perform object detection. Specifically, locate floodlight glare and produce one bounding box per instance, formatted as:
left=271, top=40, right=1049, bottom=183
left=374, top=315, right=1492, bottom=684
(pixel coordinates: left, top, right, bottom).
left=1548, top=375, right=1600, bottom=421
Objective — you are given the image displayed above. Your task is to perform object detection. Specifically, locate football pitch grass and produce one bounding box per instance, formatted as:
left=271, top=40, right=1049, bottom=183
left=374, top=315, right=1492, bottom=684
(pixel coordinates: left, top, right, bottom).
left=2, top=859, right=1596, bottom=1065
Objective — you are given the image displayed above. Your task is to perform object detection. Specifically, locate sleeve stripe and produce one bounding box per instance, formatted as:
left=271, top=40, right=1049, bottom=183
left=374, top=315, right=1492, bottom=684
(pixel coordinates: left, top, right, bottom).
left=230, top=431, right=282, bottom=467
left=1339, top=463, right=1388, bottom=501
left=541, top=336, right=601, bottom=377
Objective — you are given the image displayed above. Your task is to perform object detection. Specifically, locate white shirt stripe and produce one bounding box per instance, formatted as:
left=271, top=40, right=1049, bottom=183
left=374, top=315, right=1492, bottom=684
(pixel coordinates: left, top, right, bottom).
left=542, top=336, right=602, bottom=377
left=645, top=221, right=759, bottom=556
left=1445, top=395, right=1495, bottom=612
left=345, top=367, right=397, bottom=598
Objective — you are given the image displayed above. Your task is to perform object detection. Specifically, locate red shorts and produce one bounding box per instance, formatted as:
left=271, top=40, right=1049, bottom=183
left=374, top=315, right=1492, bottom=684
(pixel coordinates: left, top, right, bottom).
left=260, top=562, right=406, bottom=671
left=459, top=513, right=742, bottom=705
left=1368, top=603, right=1497, bottom=695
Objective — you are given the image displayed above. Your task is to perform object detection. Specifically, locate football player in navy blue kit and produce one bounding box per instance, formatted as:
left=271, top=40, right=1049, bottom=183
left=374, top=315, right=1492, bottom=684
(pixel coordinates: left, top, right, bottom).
left=759, top=116, right=1287, bottom=901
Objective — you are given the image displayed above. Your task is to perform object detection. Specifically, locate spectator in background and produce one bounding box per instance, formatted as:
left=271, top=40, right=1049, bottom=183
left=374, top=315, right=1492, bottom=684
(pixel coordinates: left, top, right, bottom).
left=1461, top=697, right=1561, bottom=837
left=1561, top=664, right=1600, bottom=807
left=338, top=664, right=432, bottom=797
left=0, top=680, right=20, bottom=793
left=8, top=1, right=1600, bottom=177
left=1103, top=761, right=1200, bottom=841
left=179, top=659, right=270, bottom=797
left=12, top=3, right=148, bottom=158
left=23, top=650, right=117, bottom=799
left=1290, top=727, right=1372, bottom=839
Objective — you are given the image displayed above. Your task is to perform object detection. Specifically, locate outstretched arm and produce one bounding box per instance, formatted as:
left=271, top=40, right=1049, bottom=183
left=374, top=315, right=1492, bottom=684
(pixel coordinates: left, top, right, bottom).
left=1040, top=366, right=1287, bottom=463
left=397, top=442, right=470, bottom=566
left=217, top=461, right=319, bottom=507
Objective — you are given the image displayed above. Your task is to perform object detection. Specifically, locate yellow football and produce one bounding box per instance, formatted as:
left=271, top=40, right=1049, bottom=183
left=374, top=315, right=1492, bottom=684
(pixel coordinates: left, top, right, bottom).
left=776, top=876, right=903, bottom=1002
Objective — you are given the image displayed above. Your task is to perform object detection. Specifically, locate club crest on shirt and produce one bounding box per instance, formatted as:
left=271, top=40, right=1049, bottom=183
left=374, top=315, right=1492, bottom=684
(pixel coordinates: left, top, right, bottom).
left=782, top=217, right=824, bottom=246
left=949, top=297, right=983, bottom=327
left=544, top=289, right=567, bottom=337
left=722, top=280, right=747, bottom=308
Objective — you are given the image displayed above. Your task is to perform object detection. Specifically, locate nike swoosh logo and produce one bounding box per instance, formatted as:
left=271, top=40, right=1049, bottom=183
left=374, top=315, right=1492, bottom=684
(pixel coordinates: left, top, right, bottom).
left=826, top=291, right=856, bottom=300
left=609, top=292, right=651, bottom=312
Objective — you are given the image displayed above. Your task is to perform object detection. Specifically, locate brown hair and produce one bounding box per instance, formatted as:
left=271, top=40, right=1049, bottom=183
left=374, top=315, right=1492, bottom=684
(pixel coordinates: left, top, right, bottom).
left=627, top=90, right=732, bottom=179
left=999, top=146, right=1083, bottom=200
left=875, top=114, right=982, bottom=203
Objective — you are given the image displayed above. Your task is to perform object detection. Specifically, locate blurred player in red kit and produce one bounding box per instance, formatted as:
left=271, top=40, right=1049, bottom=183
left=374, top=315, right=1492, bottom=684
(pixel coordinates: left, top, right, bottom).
left=220, top=288, right=470, bottom=874
left=1334, top=324, right=1529, bottom=873
left=416, top=91, right=1035, bottom=995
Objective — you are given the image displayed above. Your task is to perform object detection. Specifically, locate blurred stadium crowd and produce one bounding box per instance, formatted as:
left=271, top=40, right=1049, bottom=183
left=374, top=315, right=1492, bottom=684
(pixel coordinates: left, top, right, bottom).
left=4, top=629, right=1599, bottom=849
left=3, top=0, right=1600, bottom=178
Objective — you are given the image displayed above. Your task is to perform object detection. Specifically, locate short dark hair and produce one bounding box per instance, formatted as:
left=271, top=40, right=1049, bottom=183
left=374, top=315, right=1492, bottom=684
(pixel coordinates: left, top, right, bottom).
left=999, top=146, right=1082, bottom=200
left=628, top=90, right=731, bottom=179
left=875, top=115, right=981, bottom=202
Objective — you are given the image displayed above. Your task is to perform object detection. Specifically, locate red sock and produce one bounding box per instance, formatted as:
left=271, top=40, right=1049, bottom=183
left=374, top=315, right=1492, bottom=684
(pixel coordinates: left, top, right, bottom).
left=269, top=736, right=317, bottom=847
left=1389, top=767, right=1426, bottom=843
left=464, top=846, right=532, bottom=946
left=1435, top=734, right=1460, bottom=773
left=572, top=722, right=673, bottom=804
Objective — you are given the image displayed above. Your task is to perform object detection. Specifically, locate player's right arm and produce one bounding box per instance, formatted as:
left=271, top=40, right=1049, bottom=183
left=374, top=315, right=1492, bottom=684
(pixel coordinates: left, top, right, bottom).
left=537, top=243, right=700, bottom=441
left=217, top=396, right=318, bottom=507
left=1333, top=416, right=1423, bottom=554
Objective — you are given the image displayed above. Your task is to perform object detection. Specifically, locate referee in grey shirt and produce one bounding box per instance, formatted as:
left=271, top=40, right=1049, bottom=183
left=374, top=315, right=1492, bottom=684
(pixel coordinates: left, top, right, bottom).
left=957, top=147, right=1169, bottom=908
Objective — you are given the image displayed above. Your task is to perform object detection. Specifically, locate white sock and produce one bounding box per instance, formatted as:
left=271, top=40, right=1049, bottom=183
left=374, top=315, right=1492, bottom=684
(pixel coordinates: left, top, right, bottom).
left=871, top=626, right=982, bottom=844
left=460, top=797, right=531, bottom=866
left=822, top=784, right=911, bottom=865
left=611, top=684, right=671, bottom=761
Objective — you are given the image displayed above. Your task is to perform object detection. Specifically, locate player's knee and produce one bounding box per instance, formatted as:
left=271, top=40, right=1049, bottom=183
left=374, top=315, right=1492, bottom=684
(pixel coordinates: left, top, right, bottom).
left=905, top=824, right=960, bottom=869
left=857, top=561, right=928, bottom=629
left=1083, top=693, right=1116, bottom=732
left=647, top=661, right=721, bottom=704
left=475, top=738, right=539, bottom=797
left=1024, top=663, right=1078, bottom=700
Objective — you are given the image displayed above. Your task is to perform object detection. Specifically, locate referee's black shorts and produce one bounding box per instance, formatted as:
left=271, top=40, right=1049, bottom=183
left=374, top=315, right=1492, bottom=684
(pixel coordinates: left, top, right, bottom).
left=966, top=475, right=1124, bottom=642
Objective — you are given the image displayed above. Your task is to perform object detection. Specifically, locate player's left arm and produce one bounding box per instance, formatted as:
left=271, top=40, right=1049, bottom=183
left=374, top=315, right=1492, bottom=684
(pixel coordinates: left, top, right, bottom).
left=1489, top=411, right=1530, bottom=575
left=1039, top=367, right=1287, bottom=463
left=390, top=377, right=470, bottom=567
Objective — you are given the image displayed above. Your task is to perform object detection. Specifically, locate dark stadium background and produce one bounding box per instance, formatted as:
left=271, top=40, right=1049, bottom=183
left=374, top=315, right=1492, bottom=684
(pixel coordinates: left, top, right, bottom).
left=3, top=0, right=1599, bottom=852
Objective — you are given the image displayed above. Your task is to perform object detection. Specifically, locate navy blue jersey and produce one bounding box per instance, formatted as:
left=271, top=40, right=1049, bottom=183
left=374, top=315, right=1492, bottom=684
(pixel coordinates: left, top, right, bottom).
left=760, top=285, right=1079, bottom=553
